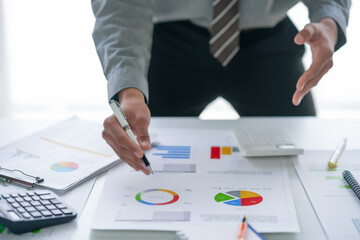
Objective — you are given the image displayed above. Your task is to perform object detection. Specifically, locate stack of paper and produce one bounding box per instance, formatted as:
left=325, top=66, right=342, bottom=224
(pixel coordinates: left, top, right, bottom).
left=294, top=150, right=360, bottom=240
left=92, top=128, right=300, bottom=234
left=0, top=117, right=120, bottom=193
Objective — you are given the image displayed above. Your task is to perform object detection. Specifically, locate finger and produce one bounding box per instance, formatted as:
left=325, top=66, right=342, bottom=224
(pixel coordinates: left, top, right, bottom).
left=296, top=48, right=333, bottom=91
left=118, top=145, right=148, bottom=169
left=129, top=112, right=151, bottom=150
left=107, top=136, right=150, bottom=175
left=109, top=136, right=150, bottom=175
left=103, top=130, right=144, bottom=171
left=122, top=156, right=150, bottom=175
left=293, top=60, right=333, bottom=105
left=104, top=115, right=143, bottom=158
left=300, top=60, right=333, bottom=95
left=136, top=128, right=151, bottom=150
left=294, top=24, right=319, bottom=45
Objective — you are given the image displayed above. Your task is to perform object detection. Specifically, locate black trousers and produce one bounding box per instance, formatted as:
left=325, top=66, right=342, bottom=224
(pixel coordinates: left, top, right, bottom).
left=147, top=17, right=316, bottom=117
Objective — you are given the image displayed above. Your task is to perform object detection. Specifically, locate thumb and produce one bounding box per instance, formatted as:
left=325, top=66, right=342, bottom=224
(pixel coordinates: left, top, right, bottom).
left=294, top=23, right=318, bottom=45
left=136, top=127, right=151, bottom=150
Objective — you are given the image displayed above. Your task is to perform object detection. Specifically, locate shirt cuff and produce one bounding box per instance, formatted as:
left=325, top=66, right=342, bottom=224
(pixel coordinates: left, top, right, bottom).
left=107, top=66, right=149, bottom=103
left=308, top=4, right=348, bottom=51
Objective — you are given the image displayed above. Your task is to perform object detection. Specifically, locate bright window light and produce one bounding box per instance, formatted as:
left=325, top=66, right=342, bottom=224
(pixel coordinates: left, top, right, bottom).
left=1, top=1, right=359, bottom=120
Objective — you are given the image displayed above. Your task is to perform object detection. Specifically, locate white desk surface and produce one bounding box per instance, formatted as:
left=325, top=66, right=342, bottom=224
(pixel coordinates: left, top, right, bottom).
left=2, top=117, right=360, bottom=240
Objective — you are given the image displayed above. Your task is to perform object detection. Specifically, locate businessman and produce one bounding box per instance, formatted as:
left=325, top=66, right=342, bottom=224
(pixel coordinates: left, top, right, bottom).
left=92, top=0, right=351, bottom=174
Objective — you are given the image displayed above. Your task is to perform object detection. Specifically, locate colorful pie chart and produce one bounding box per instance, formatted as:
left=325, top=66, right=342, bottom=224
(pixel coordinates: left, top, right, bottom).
left=135, top=189, right=179, bottom=205
left=50, top=162, right=79, bottom=173
left=215, top=190, right=263, bottom=206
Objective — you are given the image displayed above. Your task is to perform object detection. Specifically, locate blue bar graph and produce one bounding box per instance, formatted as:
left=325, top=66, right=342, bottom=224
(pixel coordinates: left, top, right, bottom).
left=152, top=146, right=191, bottom=159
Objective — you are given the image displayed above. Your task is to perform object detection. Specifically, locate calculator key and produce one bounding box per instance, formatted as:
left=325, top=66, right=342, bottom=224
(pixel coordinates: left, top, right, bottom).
left=35, top=191, right=51, bottom=196
left=22, top=212, right=31, bottom=219
left=27, top=192, right=35, bottom=197
left=50, top=199, right=61, bottom=204
left=61, top=208, right=73, bottom=215
left=32, top=196, right=40, bottom=201
left=12, top=202, right=21, bottom=208
left=19, top=193, right=27, bottom=197
left=40, top=200, right=51, bottom=205
left=25, top=206, right=37, bottom=212
left=35, top=205, right=47, bottom=211
left=10, top=193, right=19, bottom=198
left=17, top=207, right=26, bottom=213
left=1, top=193, right=10, bottom=199
left=46, top=205, right=57, bottom=210
left=41, top=210, right=53, bottom=217
left=50, top=209, right=62, bottom=216
left=30, top=211, right=42, bottom=218
left=7, top=198, right=16, bottom=203
left=20, top=202, right=31, bottom=208
left=24, top=196, right=32, bottom=202
left=40, top=195, right=55, bottom=200
left=15, top=197, right=24, bottom=202
left=30, top=201, right=41, bottom=206
left=55, top=204, right=66, bottom=209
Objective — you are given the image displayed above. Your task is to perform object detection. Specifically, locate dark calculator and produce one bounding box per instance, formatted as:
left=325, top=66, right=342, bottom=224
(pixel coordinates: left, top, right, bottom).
left=0, top=190, right=77, bottom=234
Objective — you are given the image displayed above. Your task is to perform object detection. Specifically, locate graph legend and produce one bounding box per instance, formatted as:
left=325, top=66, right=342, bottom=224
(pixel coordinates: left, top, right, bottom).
left=211, top=146, right=239, bottom=159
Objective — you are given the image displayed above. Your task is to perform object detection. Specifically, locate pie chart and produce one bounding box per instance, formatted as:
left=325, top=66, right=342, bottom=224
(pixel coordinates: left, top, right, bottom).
left=50, top=162, right=79, bottom=173
left=214, top=190, right=263, bottom=206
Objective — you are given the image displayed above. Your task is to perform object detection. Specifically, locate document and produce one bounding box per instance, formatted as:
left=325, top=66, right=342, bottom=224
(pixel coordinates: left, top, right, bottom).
left=0, top=117, right=120, bottom=193
left=92, top=129, right=299, bottom=233
left=175, top=224, right=264, bottom=240
left=294, top=150, right=360, bottom=240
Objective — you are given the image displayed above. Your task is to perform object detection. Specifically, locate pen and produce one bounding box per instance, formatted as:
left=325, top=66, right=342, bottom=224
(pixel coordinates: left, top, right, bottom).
left=328, top=138, right=347, bottom=169
left=237, top=215, right=247, bottom=240
left=247, top=223, right=266, bottom=240
left=109, top=100, right=153, bottom=174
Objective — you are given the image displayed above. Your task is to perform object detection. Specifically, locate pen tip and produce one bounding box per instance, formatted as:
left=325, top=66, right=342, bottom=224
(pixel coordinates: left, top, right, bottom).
left=147, top=166, right=154, bottom=175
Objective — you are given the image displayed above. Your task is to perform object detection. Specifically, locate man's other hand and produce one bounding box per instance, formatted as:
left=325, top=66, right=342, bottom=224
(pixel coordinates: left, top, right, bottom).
left=293, top=18, right=338, bottom=106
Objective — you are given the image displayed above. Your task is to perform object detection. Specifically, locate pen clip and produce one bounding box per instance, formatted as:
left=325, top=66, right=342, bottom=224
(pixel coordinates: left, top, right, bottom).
left=109, top=100, right=127, bottom=120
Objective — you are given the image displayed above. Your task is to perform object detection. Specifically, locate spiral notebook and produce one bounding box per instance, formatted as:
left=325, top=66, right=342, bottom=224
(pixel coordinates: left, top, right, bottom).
left=343, top=170, right=360, bottom=200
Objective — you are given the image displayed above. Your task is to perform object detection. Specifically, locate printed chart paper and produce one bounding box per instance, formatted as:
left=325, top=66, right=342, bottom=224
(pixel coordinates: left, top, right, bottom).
left=93, top=129, right=299, bottom=233
left=0, top=117, right=120, bottom=192
left=294, top=150, right=360, bottom=240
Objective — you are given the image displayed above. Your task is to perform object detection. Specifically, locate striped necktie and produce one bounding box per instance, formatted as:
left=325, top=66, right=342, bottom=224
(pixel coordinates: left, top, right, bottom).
left=210, top=0, right=240, bottom=67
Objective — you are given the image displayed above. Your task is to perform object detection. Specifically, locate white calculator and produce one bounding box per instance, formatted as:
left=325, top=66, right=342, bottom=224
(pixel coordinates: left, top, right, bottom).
left=234, top=128, right=303, bottom=157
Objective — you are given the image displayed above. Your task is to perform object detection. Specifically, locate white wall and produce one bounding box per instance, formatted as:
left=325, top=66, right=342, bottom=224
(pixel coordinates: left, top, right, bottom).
left=3, top=0, right=110, bottom=121
left=0, top=1, right=9, bottom=117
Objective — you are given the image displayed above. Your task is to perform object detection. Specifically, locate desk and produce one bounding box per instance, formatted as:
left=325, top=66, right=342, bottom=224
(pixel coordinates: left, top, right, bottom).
left=2, top=117, right=360, bottom=239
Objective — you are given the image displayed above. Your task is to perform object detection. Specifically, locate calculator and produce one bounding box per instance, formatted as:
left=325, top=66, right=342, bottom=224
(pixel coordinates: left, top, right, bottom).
left=234, top=128, right=304, bottom=157
left=0, top=190, right=77, bottom=234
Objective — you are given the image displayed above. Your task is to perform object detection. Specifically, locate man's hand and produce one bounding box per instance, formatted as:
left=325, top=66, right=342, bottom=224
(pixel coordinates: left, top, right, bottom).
left=292, top=18, right=338, bottom=106
left=102, top=88, right=151, bottom=175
